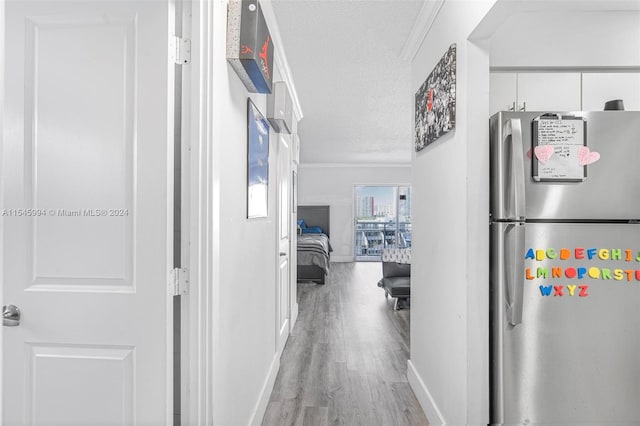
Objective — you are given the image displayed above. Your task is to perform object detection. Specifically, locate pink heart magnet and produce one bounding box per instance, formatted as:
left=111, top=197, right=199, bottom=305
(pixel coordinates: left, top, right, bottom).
left=577, top=146, right=600, bottom=166
left=534, top=145, right=554, bottom=164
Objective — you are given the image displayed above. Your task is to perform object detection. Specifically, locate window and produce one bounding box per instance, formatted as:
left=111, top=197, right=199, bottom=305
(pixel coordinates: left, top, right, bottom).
left=354, top=185, right=411, bottom=261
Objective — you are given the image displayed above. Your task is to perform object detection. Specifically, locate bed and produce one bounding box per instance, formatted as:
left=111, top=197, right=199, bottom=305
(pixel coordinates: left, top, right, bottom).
left=296, top=205, right=331, bottom=284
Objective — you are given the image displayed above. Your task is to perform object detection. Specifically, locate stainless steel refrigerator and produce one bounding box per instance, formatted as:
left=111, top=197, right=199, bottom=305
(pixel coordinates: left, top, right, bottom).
left=490, top=111, right=640, bottom=425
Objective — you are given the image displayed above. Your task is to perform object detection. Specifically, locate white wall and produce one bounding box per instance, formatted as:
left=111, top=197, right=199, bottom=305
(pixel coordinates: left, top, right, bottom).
left=408, top=1, right=495, bottom=425
left=208, top=2, right=288, bottom=424
left=297, top=164, right=411, bottom=261
left=490, top=11, right=640, bottom=67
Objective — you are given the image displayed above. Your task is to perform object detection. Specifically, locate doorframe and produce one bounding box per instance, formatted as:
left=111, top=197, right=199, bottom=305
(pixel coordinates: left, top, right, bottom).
left=184, top=0, right=215, bottom=424
left=0, top=0, right=5, bottom=422
left=289, top=163, right=299, bottom=330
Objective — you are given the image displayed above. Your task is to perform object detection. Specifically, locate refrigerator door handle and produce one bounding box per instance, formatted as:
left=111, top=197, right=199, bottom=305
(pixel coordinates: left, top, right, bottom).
left=504, top=222, right=525, bottom=326
left=503, top=118, right=526, bottom=221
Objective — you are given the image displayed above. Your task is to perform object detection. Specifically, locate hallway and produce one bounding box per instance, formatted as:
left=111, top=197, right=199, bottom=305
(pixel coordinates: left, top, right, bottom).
left=262, top=262, right=428, bottom=426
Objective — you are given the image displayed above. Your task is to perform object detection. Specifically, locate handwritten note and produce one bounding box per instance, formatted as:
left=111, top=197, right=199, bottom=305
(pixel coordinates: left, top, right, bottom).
left=533, top=117, right=586, bottom=181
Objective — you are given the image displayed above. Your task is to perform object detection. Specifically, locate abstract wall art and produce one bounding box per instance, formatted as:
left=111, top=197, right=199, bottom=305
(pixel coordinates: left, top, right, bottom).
left=415, top=43, right=457, bottom=151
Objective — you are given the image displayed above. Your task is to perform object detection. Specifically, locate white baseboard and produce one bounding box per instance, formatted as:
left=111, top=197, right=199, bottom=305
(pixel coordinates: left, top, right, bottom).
left=291, top=302, right=299, bottom=329
left=407, top=359, right=446, bottom=426
left=330, top=255, right=354, bottom=262
left=248, top=352, right=280, bottom=426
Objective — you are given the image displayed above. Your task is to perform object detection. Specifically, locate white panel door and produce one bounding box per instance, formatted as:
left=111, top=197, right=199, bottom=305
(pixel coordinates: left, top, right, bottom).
left=276, top=134, right=290, bottom=355
left=582, top=72, right=640, bottom=111
left=489, top=72, right=517, bottom=116
left=2, top=1, right=174, bottom=425
left=517, top=72, right=582, bottom=112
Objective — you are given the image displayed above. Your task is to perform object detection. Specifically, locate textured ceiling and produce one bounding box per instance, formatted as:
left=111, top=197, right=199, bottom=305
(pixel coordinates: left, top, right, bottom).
left=271, top=0, right=424, bottom=164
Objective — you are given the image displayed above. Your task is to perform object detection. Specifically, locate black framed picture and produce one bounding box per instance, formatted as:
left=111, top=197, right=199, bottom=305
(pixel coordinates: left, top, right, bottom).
left=415, top=43, right=457, bottom=151
left=247, top=99, right=270, bottom=218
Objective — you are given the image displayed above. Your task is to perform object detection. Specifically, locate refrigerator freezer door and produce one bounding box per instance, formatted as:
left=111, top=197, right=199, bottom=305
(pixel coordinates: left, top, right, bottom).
left=490, top=111, right=640, bottom=221
left=491, top=222, right=640, bottom=425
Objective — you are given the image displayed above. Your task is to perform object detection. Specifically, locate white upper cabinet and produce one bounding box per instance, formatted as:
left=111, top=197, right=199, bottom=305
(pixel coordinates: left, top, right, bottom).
left=490, top=72, right=582, bottom=115
left=582, top=72, right=640, bottom=111
left=490, top=71, right=640, bottom=115
left=517, top=72, right=582, bottom=112
left=490, top=73, right=517, bottom=116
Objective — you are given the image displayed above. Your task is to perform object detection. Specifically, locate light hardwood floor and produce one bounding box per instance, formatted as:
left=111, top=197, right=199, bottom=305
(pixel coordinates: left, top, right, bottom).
left=262, top=262, right=428, bottom=426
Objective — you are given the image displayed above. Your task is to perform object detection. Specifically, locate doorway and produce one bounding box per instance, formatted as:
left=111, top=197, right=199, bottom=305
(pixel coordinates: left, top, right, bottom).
left=354, top=185, right=412, bottom=261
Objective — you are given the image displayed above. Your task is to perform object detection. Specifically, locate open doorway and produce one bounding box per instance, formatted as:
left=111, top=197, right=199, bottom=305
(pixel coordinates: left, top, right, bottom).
left=354, top=185, right=411, bottom=261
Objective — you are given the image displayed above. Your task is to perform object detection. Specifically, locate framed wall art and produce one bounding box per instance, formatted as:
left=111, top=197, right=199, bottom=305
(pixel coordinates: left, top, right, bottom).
left=227, top=0, right=274, bottom=94
left=415, top=43, right=457, bottom=151
left=247, top=99, right=270, bottom=218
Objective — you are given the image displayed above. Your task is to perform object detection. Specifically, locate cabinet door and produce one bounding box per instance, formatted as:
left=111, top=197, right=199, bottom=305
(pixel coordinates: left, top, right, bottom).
left=517, top=72, right=581, bottom=111
left=582, top=72, right=640, bottom=111
left=490, top=72, right=517, bottom=116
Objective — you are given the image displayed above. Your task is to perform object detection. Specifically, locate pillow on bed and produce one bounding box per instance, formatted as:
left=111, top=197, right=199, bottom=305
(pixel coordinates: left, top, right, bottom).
left=296, top=219, right=307, bottom=229
left=301, top=226, right=323, bottom=234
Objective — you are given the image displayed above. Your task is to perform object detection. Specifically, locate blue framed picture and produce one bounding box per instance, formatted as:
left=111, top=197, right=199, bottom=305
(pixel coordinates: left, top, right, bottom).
left=247, top=99, right=270, bottom=218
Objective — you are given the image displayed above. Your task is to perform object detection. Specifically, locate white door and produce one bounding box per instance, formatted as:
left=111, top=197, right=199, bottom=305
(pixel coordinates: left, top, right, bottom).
left=276, top=134, right=290, bottom=355
left=2, top=1, right=175, bottom=425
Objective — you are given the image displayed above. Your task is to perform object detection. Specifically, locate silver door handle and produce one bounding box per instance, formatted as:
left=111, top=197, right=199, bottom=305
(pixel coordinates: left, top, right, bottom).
left=279, top=252, right=286, bottom=256
left=504, top=224, right=525, bottom=326
left=504, top=118, right=526, bottom=221
left=3, top=304, right=20, bottom=327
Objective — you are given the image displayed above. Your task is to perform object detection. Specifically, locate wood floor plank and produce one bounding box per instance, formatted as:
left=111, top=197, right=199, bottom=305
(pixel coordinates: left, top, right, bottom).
left=302, top=406, right=329, bottom=426
left=262, top=262, right=428, bottom=426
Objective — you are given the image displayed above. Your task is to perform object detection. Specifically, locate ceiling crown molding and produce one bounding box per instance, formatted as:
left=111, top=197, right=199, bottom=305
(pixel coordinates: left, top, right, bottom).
left=400, top=0, right=447, bottom=62
left=259, top=0, right=304, bottom=121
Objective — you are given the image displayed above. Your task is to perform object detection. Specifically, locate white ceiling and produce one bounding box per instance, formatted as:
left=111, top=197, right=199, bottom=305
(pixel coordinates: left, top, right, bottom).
left=271, top=0, right=424, bottom=164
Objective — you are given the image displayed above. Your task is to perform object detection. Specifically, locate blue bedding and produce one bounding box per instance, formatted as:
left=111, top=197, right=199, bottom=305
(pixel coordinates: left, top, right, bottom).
left=297, top=219, right=323, bottom=234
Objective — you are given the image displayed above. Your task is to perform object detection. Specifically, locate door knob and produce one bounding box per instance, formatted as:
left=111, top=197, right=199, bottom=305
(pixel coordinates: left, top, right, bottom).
left=3, top=304, right=20, bottom=327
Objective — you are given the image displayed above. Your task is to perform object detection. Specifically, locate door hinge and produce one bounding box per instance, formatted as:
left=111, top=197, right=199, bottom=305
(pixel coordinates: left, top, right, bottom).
left=170, top=36, right=191, bottom=65
left=169, top=268, right=189, bottom=296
